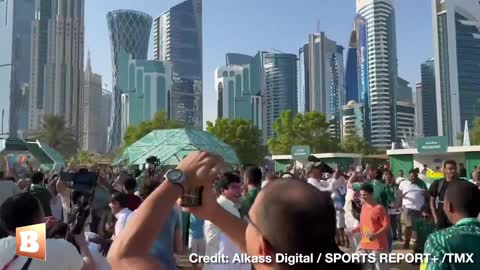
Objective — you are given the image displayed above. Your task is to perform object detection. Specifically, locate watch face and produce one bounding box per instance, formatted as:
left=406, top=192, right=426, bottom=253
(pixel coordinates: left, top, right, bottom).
left=167, top=170, right=183, bottom=182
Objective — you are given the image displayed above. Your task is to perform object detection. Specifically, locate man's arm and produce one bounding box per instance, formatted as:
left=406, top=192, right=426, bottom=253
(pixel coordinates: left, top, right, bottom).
left=429, top=182, right=439, bottom=224
left=173, top=210, right=183, bottom=254
left=107, top=151, right=224, bottom=270
left=73, top=234, right=95, bottom=270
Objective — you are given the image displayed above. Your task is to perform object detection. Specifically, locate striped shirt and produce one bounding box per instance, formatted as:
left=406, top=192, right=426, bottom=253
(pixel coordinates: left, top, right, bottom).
left=423, top=218, right=480, bottom=270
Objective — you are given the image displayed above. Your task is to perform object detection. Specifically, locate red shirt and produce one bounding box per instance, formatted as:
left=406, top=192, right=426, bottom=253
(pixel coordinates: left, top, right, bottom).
left=126, top=194, right=142, bottom=211
left=359, top=203, right=389, bottom=250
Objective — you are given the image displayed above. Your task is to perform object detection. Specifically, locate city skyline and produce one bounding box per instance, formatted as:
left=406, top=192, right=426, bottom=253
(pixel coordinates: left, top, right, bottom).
left=84, top=0, right=432, bottom=128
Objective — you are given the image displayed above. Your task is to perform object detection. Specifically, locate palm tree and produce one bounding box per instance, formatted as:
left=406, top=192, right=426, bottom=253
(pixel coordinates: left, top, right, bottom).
left=30, top=115, right=79, bottom=157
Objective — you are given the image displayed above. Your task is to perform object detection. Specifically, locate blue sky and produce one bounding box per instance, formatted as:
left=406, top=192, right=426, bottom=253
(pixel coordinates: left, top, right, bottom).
left=85, top=0, right=433, bottom=127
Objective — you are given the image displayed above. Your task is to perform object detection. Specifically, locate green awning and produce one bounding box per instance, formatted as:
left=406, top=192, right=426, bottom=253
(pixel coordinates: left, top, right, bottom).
left=114, top=128, right=240, bottom=166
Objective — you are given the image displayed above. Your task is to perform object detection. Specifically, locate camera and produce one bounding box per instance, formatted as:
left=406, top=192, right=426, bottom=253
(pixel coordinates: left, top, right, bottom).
left=60, top=169, right=98, bottom=234
left=145, top=156, right=160, bottom=177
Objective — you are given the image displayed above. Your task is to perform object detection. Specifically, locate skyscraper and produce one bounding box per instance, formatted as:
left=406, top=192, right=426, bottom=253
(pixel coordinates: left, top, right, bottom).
left=356, top=0, right=398, bottom=149
left=29, top=0, right=85, bottom=141
left=263, top=52, right=298, bottom=139
left=107, top=9, right=152, bottom=151
left=415, top=82, right=424, bottom=137
left=396, top=101, right=415, bottom=143
left=215, top=58, right=262, bottom=129
left=397, top=77, right=413, bottom=104
left=298, top=33, right=345, bottom=139
left=83, top=51, right=103, bottom=152
left=298, top=43, right=309, bottom=114
left=420, top=58, right=438, bottom=137
left=433, top=0, right=480, bottom=145
left=345, top=31, right=359, bottom=103
left=0, top=0, right=35, bottom=136
left=118, top=51, right=173, bottom=139
left=29, top=0, right=53, bottom=133
left=100, top=92, right=112, bottom=153
left=226, top=53, right=252, bottom=66
left=153, top=0, right=202, bottom=128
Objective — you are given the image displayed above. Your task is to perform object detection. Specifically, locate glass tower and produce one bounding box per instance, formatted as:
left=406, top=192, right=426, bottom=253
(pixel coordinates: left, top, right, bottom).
left=0, top=0, right=35, bottom=136
left=433, top=0, right=480, bottom=145
left=421, top=58, right=438, bottom=137
left=107, top=9, right=152, bottom=151
left=263, top=53, right=298, bottom=139
left=357, top=0, right=398, bottom=149
left=154, top=0, right=202, bottom=128
left=345, top=31, right=359, bottom=103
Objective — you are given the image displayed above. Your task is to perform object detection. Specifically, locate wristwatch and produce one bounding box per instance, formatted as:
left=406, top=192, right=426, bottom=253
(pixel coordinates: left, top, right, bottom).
left=165, top=169, right=186, bottom=194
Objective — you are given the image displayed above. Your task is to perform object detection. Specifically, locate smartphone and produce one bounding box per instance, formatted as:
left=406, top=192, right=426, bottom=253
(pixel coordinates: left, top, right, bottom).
left=180, top=186, right=204, bottom=207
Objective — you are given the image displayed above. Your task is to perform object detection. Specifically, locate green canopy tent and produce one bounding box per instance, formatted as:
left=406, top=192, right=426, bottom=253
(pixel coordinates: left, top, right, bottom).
left=0, top=138, right=65, bottom=173
left=113, top=128, right=240, bottom=166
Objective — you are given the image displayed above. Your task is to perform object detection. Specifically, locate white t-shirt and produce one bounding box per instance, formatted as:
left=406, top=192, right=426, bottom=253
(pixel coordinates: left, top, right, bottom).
left=85, top=232, right=111, bottom=270
left=112, top=207, right=132, bottom=240
left=395, top=177, right=405, bottom=185
left=398, top=180, right=426, bottom=211
left=50, top=194, right=63, bottom=221
left=0, top=236, right=83, bottom=270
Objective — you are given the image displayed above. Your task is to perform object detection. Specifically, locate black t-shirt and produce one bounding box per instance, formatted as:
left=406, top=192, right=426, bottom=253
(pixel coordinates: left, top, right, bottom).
left=428, top=179, right=453, bottom=229
left=429, top=178, right=450, bottom=205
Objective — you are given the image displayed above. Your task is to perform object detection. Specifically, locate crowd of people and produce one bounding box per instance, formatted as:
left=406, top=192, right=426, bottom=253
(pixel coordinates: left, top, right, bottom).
left=0, top=152, right=480, bottom=270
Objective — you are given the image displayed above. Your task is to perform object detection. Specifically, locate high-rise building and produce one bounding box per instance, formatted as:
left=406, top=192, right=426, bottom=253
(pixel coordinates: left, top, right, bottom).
left=397, top=77, right=413, bottom=103
left=298, top=43, right=309, bottom=114
left=342, top=100, right=364, bottom=140
left=345, top=31, right=359, bottom=103
left=298, top=33, right=345, bottom=139
left=100, top=92, right=112, bottom=153
left=396, top=101, right=415, bottom=142
left=415, top=82, right=424, bottom=137
left=420, top=58, right=438, bottom=137
left=29, top=0, right=53, bottom=133
left=118, top=51, right=173, bottom=139
left=0, top=0, right=35, bottom=137
left=263, top=52, right=298, bottom=139
left=107, top=9, right=152, bottom=151
left=83, top=51, right=103, bottom=152
left=356, top=0, right=398, bottom=149
left=215, top=62, right=262, bottom=128
left=153, top=0, right=202, bottom=129
left=433, top=0, right=480, bottom=145
left=29, top=0, right=85, bottom=139
left=226, top=53, right=252, bottom=66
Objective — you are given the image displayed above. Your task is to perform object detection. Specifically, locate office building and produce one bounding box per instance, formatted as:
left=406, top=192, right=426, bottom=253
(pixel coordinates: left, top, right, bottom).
left=356, top=0, right=398, bottom=149
left=100, top=92, right=112, bottom=153
left=298, top=32, right=345, bottom=139
left=342, top=100, right=364, bottom=140
left=82, top=52, right=103, bottom=152
left=215, top=63, right=262, bottom=128
left=118, top=51, right=173, bottom=139
left=433, top=0, right=480, bottom=145
left=154, top=0, right=202, bottom=128
left=396, top=101, right=415, bottom=142
left=397, top=77, right=413, bottom=103
left=263, top=52, right=298, bottom=139
left=226, top=53, right=252, bottom=66
left=420, top=58, right=437, bottom=137
left=107, top=9, right=152, bottom=150
left=35, top=0, right=85, bottom=142
left=29, top=0, right=53, bottom=132
left=415, top=82, right=424, bottom=137
left=345, top=31, right=359, bottom=103
left=0, top=0, right=35, bottom=137
left=298, top=44, right=308, bottom=114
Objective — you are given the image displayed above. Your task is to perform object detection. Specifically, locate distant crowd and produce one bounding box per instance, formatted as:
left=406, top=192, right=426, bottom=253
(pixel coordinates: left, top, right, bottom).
left=0, top=154, right=480, bottom=270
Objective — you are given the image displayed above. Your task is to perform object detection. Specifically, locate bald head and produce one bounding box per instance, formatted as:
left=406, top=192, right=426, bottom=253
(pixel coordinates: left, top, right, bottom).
left=253, top=179, right=337, bottom=256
